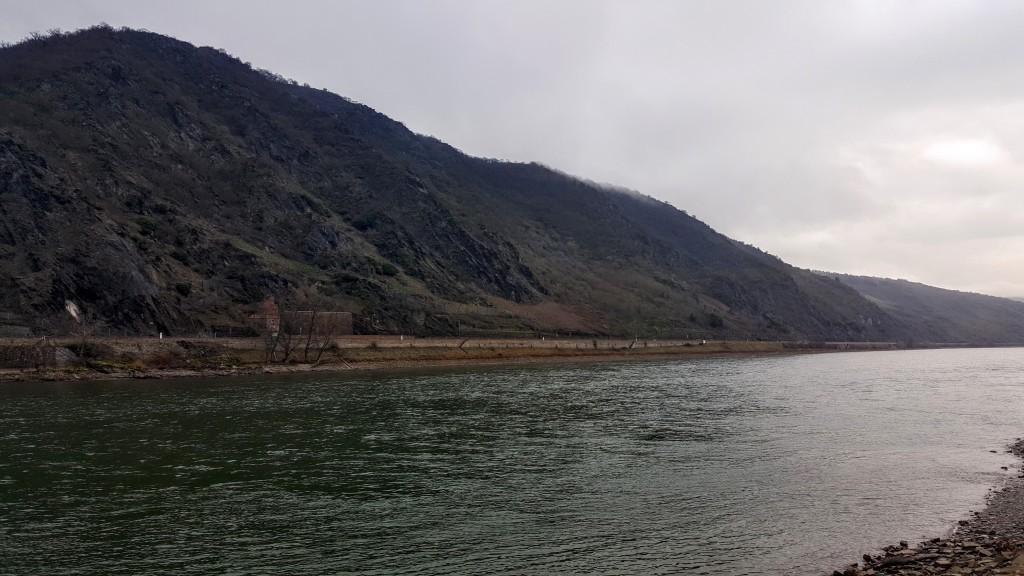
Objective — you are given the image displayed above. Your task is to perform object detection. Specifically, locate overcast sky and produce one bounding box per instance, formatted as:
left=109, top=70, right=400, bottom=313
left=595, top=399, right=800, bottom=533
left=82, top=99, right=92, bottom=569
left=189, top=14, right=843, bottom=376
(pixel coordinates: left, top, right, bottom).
left=4, top=1, right=1024, bottom=297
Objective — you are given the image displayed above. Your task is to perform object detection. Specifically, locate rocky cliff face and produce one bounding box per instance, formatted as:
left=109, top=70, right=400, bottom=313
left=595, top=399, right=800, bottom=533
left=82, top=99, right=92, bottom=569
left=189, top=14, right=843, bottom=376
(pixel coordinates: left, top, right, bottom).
left=0, top=27, right=550, bottom=336
left=0, top=26, right=991, bottom=342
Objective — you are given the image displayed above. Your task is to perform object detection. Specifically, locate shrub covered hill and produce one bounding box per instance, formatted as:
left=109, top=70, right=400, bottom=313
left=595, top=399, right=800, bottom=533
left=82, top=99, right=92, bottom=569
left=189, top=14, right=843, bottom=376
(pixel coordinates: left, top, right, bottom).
left=1, top=26, right=1021, bottom=343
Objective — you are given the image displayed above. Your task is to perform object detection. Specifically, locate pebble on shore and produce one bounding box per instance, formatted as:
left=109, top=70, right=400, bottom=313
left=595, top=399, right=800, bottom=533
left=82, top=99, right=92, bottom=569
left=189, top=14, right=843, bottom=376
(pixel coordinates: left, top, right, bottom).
left=831, top=440, right=1024, bottom=576
left=834, top=535, right=1024, bottom=575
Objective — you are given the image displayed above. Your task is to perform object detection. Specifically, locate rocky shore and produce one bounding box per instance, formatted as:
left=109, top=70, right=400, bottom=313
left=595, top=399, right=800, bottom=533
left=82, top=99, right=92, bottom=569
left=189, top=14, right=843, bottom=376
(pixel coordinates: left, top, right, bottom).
left=831, top=440, right=1024, bottom=576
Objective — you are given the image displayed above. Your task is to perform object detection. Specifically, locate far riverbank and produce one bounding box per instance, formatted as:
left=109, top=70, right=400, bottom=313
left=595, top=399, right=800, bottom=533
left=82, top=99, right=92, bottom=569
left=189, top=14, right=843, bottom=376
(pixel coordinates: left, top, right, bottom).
left=0, top=336, right=903, bottom=382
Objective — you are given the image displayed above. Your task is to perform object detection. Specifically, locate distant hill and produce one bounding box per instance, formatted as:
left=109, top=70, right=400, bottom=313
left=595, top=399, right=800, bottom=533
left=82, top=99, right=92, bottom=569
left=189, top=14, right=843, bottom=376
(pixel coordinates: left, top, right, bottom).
left=0, top=25, right=1015, bottom=344
left=822, top=273, right=1024, bottom=345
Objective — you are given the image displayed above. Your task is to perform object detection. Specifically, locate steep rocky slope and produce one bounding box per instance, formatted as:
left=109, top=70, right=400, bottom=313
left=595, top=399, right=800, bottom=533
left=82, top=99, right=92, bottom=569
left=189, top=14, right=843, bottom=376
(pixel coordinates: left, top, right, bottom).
left=0, top=26, right=973, bottom=341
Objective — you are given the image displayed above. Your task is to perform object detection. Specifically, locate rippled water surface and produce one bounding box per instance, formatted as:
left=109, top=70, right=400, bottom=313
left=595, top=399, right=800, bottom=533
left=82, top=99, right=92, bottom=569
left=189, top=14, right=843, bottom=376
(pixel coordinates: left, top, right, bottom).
left=3, top=348, right=1024, bottom=575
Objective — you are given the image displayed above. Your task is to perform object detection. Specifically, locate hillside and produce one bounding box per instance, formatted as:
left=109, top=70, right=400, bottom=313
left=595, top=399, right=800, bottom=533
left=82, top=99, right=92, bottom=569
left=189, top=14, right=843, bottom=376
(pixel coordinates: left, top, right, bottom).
left=0, top=25, right=984, bottom=342
left=825, top=273, right=1024, bottom=345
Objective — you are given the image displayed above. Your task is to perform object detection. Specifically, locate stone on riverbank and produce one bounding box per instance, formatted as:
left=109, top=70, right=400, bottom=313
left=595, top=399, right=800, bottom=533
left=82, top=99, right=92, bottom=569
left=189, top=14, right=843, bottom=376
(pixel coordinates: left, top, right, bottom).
left=836, top=535, right=1024, bottom=575
left=830, top=439, right=1024, bottom=575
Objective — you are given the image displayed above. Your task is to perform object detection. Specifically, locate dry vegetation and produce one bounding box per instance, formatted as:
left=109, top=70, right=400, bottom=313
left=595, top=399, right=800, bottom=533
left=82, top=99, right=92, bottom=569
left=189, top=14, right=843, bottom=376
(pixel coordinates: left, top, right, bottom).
left=0, top=336, right=902, bottom=381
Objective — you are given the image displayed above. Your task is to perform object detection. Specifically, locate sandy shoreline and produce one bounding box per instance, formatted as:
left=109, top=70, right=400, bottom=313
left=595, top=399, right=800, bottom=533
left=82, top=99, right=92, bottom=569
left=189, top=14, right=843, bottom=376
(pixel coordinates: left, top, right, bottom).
left=831, top=439, right=1024, bottom=576
left=0, top=349, right=799, bottom=382
left=0, top=338, right=900, bottom=382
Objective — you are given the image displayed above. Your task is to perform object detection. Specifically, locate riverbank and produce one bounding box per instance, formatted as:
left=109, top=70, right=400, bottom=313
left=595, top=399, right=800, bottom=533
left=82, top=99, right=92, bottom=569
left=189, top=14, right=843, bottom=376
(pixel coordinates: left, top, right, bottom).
left=0, top=336, right=902, bottom=382
left=831, top=439, right=1024, bottom=576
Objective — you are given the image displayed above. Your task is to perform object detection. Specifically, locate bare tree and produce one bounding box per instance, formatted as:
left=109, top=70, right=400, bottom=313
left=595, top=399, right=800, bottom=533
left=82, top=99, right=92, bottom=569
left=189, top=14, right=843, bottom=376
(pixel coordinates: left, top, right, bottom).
left=304, top=310, right=347, bottom=363
left=301, top=309, right=320, bottom=362
left=263, top=329, right=280, bottom=362
left=277, top=308, right=301, bottom=363
left=64, top=300, right=103, bottom=359
left=259, top=296, right=348, bottom=364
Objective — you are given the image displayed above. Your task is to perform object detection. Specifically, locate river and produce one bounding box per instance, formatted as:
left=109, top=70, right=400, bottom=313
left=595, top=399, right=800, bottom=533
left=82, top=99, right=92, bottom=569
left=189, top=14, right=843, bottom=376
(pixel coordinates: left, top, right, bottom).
left=2, top=348, right=1023, bottom=574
